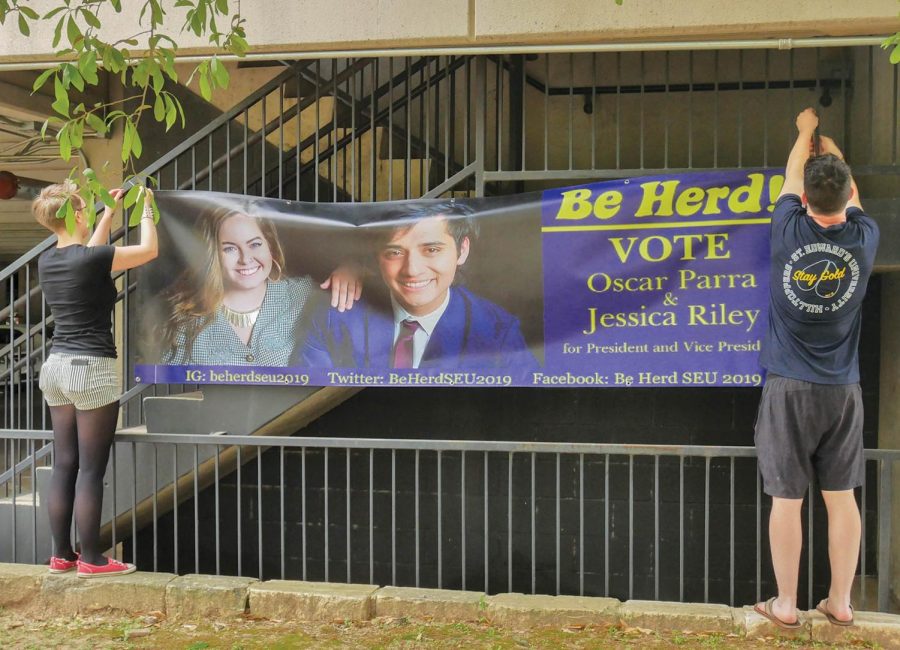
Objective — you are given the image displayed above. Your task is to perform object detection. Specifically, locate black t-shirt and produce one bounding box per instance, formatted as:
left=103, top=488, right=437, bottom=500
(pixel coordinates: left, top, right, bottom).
left=38, top=244, right=117, bottom=358
left=760, top=194, right=879, bottom=384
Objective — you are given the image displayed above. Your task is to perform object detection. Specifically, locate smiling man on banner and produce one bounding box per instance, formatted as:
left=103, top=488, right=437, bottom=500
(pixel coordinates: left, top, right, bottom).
left=295, top=201, right=537, bottom=370
left=752, top=109, right=879, bottom=629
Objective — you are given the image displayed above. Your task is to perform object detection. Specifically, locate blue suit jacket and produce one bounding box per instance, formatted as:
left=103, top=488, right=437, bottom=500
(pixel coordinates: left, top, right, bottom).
left=297, top=286, right=538, bottom=371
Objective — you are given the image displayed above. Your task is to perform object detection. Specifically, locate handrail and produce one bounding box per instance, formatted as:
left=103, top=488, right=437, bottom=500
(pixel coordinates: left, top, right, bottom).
left=2, top=428, right=899, bottom=458
left=0, top=383, right=152, bottom=489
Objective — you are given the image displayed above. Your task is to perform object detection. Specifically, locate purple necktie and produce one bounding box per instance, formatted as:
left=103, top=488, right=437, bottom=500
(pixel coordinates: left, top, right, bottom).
left=392, top=319, right=420, bottom=369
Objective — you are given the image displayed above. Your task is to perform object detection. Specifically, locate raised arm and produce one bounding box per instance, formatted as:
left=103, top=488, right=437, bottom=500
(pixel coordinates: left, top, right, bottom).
left=87, top=188, right=125, bottom=247
left=111, top=189, right=159, bottom=272
left=779, top=108, right=819, bottom=200
left=817, top=135, right=862, bottom=211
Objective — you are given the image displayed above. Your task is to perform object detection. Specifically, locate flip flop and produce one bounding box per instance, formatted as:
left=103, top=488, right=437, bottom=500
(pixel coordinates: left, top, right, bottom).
left=754, top=597, right=802, bottom=630
left=816, top=599, right=854, bottom=626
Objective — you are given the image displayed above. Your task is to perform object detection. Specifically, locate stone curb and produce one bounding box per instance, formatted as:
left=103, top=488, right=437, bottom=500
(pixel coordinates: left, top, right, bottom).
left=39, top=571, right=176, bottom=616
left=486, top=593, right=621, bottom=628
left=374, top=586, right=487, bottom=622
left=165, top=574, right=259, bottom=619
left=248, top=580, right=379, bottom=622
left=620, top=600, right=738, bottom=634
left=2, top=563, right=899, bottom=646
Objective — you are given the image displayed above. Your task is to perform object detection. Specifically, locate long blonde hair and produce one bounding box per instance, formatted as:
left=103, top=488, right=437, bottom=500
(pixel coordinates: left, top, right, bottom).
left=158, top=207, right=286, bottom=360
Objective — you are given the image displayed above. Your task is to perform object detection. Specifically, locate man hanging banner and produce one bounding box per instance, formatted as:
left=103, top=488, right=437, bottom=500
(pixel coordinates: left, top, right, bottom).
left=135, top=169, right=783, bottom=388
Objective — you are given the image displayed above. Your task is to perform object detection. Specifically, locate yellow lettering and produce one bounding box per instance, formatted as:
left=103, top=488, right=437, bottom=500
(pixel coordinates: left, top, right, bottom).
left=701, top=187, right=731, bottom=215
left=728, top=173, right=764, bottom=214
left=635, top=180, right=680, bottom=217
left=675, top=187, right=706, bottom=216
left=593, top=190, right=623, bottom=219
left=706, top=233, right=731, bottom=260
left=556, top=188, right=594, bottom=220
left=638, top=236, right=673, bottom=262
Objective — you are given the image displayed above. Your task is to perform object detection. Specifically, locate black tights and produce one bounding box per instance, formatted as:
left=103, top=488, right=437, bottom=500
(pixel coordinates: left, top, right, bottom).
left=47, top=402, right=118, bottom=565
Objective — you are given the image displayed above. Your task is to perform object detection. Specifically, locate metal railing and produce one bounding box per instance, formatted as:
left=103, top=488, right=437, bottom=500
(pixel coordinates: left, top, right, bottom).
left=0, top=429, right=895, bottom=612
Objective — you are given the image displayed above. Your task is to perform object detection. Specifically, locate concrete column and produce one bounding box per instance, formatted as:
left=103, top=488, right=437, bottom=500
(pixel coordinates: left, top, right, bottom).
left=880, top=272, right=900, bottom=606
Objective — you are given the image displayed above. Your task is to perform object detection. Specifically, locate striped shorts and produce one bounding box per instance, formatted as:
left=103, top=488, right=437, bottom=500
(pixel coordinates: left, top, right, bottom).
left=39, top=353, right=120, bottom=411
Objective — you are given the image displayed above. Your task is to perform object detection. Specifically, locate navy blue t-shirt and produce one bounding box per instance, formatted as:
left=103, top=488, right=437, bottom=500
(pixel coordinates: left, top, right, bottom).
left=760, top=194, right=878, bottom=384
left=38, top=244, right=117, bottom=358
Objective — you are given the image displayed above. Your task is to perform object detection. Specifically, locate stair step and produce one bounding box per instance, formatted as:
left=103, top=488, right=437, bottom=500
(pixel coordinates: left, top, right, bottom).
left=117, top=425, right=148, bottom=434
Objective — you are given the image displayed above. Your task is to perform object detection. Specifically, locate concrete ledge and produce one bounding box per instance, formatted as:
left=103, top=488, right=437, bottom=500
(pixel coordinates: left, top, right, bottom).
left=740, top=605, right=811, bottom=640
left=40, top=571, right=176, bottom=616
left=248, top=580, right=378, bottom=622
left=165, top=574, right=258, bottom=619
left=810, top=610, right=900, bottom=649
left=621, top=600, right=737, bottom=633
left=0, top=562, right=46, bottom=609
left=375, top=586, right=486, bottom=622
left=486, top=593, right=620, bottom=628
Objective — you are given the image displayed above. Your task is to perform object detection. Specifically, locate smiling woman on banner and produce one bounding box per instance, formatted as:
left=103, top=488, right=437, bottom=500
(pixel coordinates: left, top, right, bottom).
left=158, top=207, right=361, bottom=365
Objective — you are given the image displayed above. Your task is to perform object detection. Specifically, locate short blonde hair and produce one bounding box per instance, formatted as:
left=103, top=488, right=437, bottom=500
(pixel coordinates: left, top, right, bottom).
left=32, top=180, right=85, bottom=233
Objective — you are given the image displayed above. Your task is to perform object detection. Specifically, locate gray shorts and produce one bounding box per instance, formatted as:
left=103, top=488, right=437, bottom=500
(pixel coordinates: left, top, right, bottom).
left=39, top=353, right=120, bottom=411
left=754, top=374, right=864, bottom=498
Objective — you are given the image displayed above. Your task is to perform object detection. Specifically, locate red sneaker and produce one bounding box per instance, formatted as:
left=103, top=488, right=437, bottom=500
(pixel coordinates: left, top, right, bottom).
left=76, top=558, right=136, bottom=578
left=48, top=554, right=79, bottom=573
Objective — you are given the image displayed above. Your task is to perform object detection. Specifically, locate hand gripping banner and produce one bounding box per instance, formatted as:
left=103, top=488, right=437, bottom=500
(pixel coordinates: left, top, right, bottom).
left=135, top=169, right=783, bottom=388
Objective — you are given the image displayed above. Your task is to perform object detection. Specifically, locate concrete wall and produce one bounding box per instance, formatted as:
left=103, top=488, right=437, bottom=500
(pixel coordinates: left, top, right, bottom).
left=1, top=1, right=898, bottom=63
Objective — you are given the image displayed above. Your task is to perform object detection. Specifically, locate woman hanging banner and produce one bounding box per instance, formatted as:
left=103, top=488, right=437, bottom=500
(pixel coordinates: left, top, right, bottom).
left=135, top=169, right=783, bottom=388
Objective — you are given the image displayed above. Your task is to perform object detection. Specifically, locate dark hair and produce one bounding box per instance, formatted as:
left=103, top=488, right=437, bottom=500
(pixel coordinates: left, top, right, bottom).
left=370, top=200, right=479, bottom=252
left=803, top=154, right=852, bottom=216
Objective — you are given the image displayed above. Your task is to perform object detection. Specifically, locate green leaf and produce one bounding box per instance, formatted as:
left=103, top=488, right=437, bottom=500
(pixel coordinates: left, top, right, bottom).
left=131, top=127, right=143, bottom=158
left=17, top=13, right=28, bottom=36
left=170, top=94, right=186, bottom=128
left=69, top=120, right=83, bottom=148
left=129, top=198, right=145, bottom=227
left=153, top=93, right=165, bottom=121
left=81, top=8, right=101, bottom=29
left=121, top=120, right=134, bottom=162
left=98, top=188, right=115, bottom=208
left=123, top=183, right=142, bottom=209
left=210, top=56, right=229, bottom=88
left=892, top=44, right=900, bottom=65
left=43, top=7, right=66, bottom=20
left=151, top=65, right=165, bottom=93
left=109, top=48, right=126, bottom=74
left=64, top=201, right=76, bottom=235
left=160, top=49, right=178, bottom=81
left=19, top=5, right=38, bottom=19
left=82, top=192, right=97, bottom=228
left=52, top=16, right=64, bottom=48
left=66, top=16, right=82, bottom=47
left=215, top=0, right=228, bottom=14
left=52, top=76, right=70, bottom=117
left=58, top=127, right=72, bottom=160
left=163, top=94, right=176, bottom=131
left=32, top=68, right=55, bottom=93
left=198, top=69, right=211, bottom=100
left=79, top=51, right=99, bottom=85
left=69, top=67, right=85, bottom=92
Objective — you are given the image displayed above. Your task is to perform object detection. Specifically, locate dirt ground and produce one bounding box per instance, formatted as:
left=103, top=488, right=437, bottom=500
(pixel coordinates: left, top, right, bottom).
left=0, top=611, right=880, bottom=649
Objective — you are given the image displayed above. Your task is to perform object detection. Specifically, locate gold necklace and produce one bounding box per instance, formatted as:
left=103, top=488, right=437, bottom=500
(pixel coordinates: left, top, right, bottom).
left=221, top=304, right=261, bottom=329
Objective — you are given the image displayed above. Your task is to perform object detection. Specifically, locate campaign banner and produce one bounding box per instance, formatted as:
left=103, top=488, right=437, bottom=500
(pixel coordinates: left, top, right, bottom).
left=135, top=169, right=782, bottom=388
